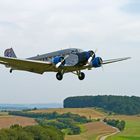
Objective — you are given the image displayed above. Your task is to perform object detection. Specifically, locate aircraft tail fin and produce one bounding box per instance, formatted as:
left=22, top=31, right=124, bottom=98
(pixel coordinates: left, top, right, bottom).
left=4, top=48, right=17, bottom=58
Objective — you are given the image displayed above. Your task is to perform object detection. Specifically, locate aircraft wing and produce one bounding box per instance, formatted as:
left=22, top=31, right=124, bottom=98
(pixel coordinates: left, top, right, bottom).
left=0, top=56, right=131, bottom=74
left=102, top=57, right=131, bottom=65
left=0, top=56, right=55, bottom=74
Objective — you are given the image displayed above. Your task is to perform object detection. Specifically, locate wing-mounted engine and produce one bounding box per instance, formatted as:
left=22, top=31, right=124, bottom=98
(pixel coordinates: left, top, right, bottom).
left=91, top=57, right=103, bottom=68
left=77, top=50, right=95, bottom=65
left=52, top=56, right=65, bottom=68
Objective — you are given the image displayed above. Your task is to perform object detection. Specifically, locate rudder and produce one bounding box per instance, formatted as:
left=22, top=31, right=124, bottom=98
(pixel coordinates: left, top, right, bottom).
left=4, top=48, right=17, bottom=58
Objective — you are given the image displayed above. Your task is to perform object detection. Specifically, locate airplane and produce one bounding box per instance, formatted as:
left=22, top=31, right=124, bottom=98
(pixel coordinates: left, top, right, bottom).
left=0, top=48, right=130, bottom=80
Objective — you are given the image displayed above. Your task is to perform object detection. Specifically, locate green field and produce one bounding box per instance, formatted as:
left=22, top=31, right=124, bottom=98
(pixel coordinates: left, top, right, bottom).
left=107, top=116, right=140, bottom=140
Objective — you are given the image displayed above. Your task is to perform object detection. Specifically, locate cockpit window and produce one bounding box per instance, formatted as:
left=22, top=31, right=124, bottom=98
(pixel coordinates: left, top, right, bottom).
left=71, top=49, right=83, bottom=54
left=71, top=50, right=75, bottom=53
left=77, top=49, right=83, bottom=52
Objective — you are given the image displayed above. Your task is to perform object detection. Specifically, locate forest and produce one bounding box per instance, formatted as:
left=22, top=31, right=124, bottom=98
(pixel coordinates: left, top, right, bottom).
left=64, top=95, right=140, bottom=115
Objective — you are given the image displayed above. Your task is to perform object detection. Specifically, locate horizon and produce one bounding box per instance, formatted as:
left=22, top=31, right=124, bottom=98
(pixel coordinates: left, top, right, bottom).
left=0, top=94, right=139, bottom=104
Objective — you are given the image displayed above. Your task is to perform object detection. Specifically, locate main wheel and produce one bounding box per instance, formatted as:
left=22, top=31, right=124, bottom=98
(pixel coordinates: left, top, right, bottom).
left=78, top=72, right=85, bottom=80
left=56, top=72, right=63, bottom=80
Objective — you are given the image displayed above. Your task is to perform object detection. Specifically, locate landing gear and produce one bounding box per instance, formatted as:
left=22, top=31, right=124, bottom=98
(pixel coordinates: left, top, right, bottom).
left=56, top=72, right=63, bottom=81
left=10, top=69, right=13, bottom=73
left=56, top=71, right=85, bottom=80
left=78, top=72, right=85, bottom=80
left=71, top=71, right=85, bottom=80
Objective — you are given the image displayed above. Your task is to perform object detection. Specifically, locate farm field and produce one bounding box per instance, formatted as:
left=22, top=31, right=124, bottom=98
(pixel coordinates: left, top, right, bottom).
left=106, top=115, right=140, bottom=140
left=1, top=109, right=140, bottom=140
left=30, top=108, right=106, bottom=119
left=65, top=121, right=116, bottom=140
left=0, top=115, right=37, bottom=128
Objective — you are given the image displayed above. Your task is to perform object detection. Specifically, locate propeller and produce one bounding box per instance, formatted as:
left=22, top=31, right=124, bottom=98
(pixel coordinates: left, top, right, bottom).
left=87, top=49, right=97, bottom=65
left=56, top=55, right=69, bottom=68
left=100, top=58, right=104, bottom=71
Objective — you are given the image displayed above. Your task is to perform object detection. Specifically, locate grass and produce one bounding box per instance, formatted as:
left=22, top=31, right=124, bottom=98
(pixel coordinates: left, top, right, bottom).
left=79, top=124, right=87, bottom=133
left=65, top=122, right=116, bottom=140
left=106, top=115, right=140, bottom=140
left=0, top=112, right=8, bottom=116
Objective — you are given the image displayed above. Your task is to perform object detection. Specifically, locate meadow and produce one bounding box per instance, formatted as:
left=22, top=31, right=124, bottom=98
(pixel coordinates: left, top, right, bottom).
left=65, top=121, right=116, bottom=140
left=106, top=115, right=140, bottom=140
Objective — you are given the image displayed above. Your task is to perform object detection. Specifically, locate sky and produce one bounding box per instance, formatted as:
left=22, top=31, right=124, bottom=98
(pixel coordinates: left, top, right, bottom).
left=0, top=0, right=140, bottom=104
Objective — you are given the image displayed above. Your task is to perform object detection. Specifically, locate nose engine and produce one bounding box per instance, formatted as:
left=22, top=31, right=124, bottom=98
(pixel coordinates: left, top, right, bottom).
left=52, top=56, right=65, bottom=67
left=91, top=57, right=103, bottom=68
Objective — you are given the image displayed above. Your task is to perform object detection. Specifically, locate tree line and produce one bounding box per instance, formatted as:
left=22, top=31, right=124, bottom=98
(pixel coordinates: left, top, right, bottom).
left=9, top=111, right=90, bottom=123
left=64, top=95, right=140, bottom=115
left=9, top=111, right=91, bottom=135
left=0, top=124, right=64, bottom=140
left=37, top=118, right=81, bottom=135
left=103, top=118, right=125, bottom=131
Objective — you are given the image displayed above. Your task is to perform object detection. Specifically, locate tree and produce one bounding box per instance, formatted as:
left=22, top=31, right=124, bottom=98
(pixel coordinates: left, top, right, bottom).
left=0, top=125, right=64, bottom=140
left=64, top=95, right=140, bottom=115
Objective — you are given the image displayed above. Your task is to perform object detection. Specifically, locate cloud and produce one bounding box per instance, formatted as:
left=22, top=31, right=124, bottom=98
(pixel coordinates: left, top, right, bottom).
left=0, top=0, right=139, bottom=52
left=0, top=0, right=139, bottom=103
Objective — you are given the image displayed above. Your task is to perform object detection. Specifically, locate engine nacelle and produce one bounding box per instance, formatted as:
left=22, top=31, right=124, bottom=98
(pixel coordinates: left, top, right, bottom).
left=91, top=57, right=103, bottom=68
left=52, top=56, right=65, bottom=66
left=77, top=50, right=95, bottom=65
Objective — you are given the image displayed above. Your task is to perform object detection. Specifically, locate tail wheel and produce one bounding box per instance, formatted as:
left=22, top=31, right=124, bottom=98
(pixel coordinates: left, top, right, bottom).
left=56, top=72, right=63, bottom=81
left=10, top=69, right=13, bottom=73
left=78, top=72, right=85, bottom=80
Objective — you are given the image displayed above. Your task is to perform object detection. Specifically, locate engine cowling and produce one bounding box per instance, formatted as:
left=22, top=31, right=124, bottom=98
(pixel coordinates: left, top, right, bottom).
left=77, top=50, right=95, bottom=65
left=52, top=56, right=65, bottom=66
left=91, top=57, right=103, bottom=68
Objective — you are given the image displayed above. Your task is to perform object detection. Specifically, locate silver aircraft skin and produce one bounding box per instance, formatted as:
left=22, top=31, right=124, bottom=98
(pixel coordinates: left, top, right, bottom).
left=0, top=48, right=130, bottom=80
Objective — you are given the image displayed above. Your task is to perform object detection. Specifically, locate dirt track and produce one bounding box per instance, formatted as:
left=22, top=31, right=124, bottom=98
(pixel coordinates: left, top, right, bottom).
left=99, top=127, right=120, bottom=140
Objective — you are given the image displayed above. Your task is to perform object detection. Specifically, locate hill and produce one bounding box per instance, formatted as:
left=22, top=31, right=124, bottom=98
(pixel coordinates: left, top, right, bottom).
left=30, top=108, right=106, bottom=119
left=1, top=108, right=140, bottom=140
left=64, top=95, right=140, bottom=115
left=0, top=112, right=64, bottom=139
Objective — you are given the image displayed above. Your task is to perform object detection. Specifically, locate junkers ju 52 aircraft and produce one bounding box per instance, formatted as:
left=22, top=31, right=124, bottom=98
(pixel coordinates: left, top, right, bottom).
left=0, top=48, right=130, bottom=80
